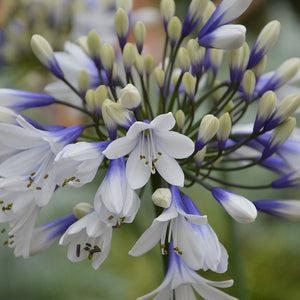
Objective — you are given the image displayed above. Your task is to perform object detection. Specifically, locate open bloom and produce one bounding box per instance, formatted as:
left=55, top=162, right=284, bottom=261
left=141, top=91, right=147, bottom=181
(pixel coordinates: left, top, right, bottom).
left=130, top=186, right=228, bottom=272
left=137, top=242, right=236, bottom=300
left=103, top=112, right=194, bottom=189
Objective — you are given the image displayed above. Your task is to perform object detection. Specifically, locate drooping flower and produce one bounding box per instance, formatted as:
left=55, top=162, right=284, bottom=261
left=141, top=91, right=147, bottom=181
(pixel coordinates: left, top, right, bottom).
left=103, top=112, right=194, bottom=189
left=137, top=242, right=236, bottom=300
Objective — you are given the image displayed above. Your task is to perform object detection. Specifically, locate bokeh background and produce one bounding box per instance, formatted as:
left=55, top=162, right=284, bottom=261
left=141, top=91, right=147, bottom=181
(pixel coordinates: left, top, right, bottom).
left=0, top=0, right=300, bottom=299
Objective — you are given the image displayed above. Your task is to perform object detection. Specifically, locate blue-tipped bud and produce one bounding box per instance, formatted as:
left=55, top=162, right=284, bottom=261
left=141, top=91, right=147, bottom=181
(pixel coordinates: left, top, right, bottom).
left=114, top=8, right=130, bottom=49
left=272, top=171, right=300, bottom=189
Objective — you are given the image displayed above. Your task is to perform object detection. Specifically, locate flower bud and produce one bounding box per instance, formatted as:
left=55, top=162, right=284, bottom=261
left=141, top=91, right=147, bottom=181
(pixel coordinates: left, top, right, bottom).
left=73, top=202, right=93, bottom=219
left=144, top=55, right=155, bottom=75
left=200, top=1, right=216, bottom=28
left=217, top=113, right=231, bottom=150
left=167, top=16, right=182, bottom=47
left=187, top=39, right=205, bottom=75
left=248, top=20, right=281, bottom=69
left=271, top=171, right=300, bottom=189
left=223, top=100, right=234, bottom=117
left=182, top=72, right=196, bottom=100
left=154, top=67, right=165, bottom=88
left=31, top=34, right=64, bottom=79
left=242, top=69, right=256, bottom=102
left=134, top=54, right=144, bottom=76
left=253, top=91, right=277, bottom=133
left=177, top=47, right=191, bottom=73
left=119, top=84, right=141, bottom=110
left=114, top=8, right=130, bottom=49
left=152, top=188, right=172, bottom=208
left=207, top=49, right=223, bottom=75
left=171, top=73, right=180, bottom=87
left=251, top=55, right=267, bottom=79
left=194, top=146, right=206, bottom=169
left=264, top=93, right=300, bottom=131
left=95, top=85, right=108, bottom=114
left=229, top=42, right=249, bottom=83
left=123, top=43, right=136, bottom=73
left=195, top=114, right=219, bottom=151
left=211, top=187, right=257, bottom=224
left=254, top=200, right=300, bottom=222
left=175, top=109, right=185, bottom=131
left=85, top=89, right=96, bottom=113
left=262, top=117, right=296, bottom=159
left=78, top=70, right=90, bottom=93
left=134, top=21, right=146, bottom=53
left=160, top=0, right=175, bottom=28
left=100, top=43, right=115, bottom=77
left=87, top=29, right=101, bottom=64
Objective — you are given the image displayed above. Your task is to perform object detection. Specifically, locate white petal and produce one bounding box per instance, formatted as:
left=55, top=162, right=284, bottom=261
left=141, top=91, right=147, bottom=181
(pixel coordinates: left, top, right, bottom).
left=150, top=112, right=175, bottom=131
left=126, top=146, right=151, bottom=189
left=103, top=136, right=137, bottom=159
left=155, top=151, right=185, bottom=187
left=154, top=131, right=195, bottom=159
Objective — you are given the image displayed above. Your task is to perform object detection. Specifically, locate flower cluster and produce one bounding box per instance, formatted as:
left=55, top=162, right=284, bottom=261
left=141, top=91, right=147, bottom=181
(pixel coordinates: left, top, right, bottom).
left=1, top=0, right=300, bottom=299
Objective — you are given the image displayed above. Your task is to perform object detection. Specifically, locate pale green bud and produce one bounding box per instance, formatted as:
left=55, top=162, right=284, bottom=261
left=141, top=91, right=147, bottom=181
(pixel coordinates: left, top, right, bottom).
left=229, top=42, right=249, bottom=80
left=223, top=101, right=234, bottom=117
left=210, top=49, right=223, bottom=74
left=187, top=39, right=205, bottom=69
left=212, top=80, right=222, bottom=102
left=116, top=0, right=132, bottom=13
left=78, top=70, right=90, bottom=92
left=152, top=188, right=172, bottom=208
left=275, top=58, right=300, bottom=86
left=112, top=63, right=118, bottom=81
left=182, top=72, right=196, bottom=99
left=217, top=113, right=231, bottom=149
left=200, top=1, right=216, bottom=28
left=85, top=89, right=96, bottom=113
left=196, top=114, right=219, bottom=150
left=100, top=43, right=115, bottom=74
left=242, top=70, right=256, bottom=101
left=134, top=21, right=146, bottom=53
left=154, top=67, right=165, bottom=88
left=144, top=55, right=155, bottom=75
left=87, top=29, right=101, bottom=60
left=177, top=47, right=191, bottom=72
left=175, top=109, right=185, bottom=131
left=167, top=16, right=182, bottom=47
left=123, top=43, right=137, bottom=72
left=73, top=202, right=93, bottom=219
left=252, top=55, right=267, bottom=79
left=134, top=54, right=144, bottom=76
left=119, top=84, right=141, bottom=110
left=114, top=8, right=129, bottom=40
left=273, top=93, right=300, bottom=123
left=77, top=36, right=89, bottom=55
left=171, top=73, right=180, bottom=87
left=160, top=0, right=175, bottom=23
left=95, top=85, right=108, bottom=112
left=194, top=146, right=206, bottom=169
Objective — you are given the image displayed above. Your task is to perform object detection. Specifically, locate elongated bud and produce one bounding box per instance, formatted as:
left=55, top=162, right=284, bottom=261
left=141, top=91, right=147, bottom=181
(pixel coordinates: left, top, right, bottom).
left=152, top=188, right=172, bottom=208
left=100, top=43, right=115, bottom=77
left=248, top=20, right=281, bottom=69
left=217, top=113, right=231, bottom=150
left=175, top=109, right=185, bottom=131
left=85, top=89, right=96, bottom=114
left=187, top=39, right=205, bottom=75
left=87, top=30, right=101, bottom=67
left=95, top=85, right=108, bottom=114
left=177, top=47, right=191, bottom=73
left=160, top=0, right=175, bottom=29
left=223, top=100, right=234, bottom=117
left=31, top=34, right=64, bottom=79
left=200, top=1, right=216, bottom=28
left=211, top=187, right=257, bottom=224
left=134, top=54, right=144, bottom=76
left=119, top=84, right=141, bottom=110
left=123, top=43, right=136, bottom=74
left=264, top=93, right=300, bottom=131
left=195, top=114, right=219, bottom=151
left=229, top=42, right=249, bottom=83
left=78, top=70, right=90, bottom=93
left=253, top=91, right=277, bottom=133
left=194, top=146, right=206, bottom=169
left=171, top=73, right=180, bottom=87
left=73, top=202, right=93, bottom=219
left=167, top=16, right=182, bottom=48
left=254, top=200, right=300, bottom=221
left=144, top=55, right=155, bottom=75
left=262, top=117, right=296, bottom=159
left=182, top=72, right=196, bottom=100
left=134, top=21, right=146, bottom=54
left=115, top=8, right=130, bottom=49
left=211, top=80, right=222, bottom=102
left=154, top=67, right=165, bottom=88
left=242, top=70, right=256, bottom=102
left=271, top=171, right=300, bottom=189
left=206, top=49, right=223, bottom=75
left=251, top=55, right=267, bottom=79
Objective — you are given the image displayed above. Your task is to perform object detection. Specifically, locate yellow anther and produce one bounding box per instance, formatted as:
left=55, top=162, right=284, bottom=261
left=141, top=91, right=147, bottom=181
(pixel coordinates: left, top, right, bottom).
left=152, top=166, right=156, bottom=171
left=108, top=215, right=114, bottom=220
left=9, top=235, right=14, bottom=239
left=44, top=174, right=49, bottom=179
left=86, top=243, right=92, bottom=247
left=36, top=187, right=42, bottom=190
left=144, top=129, right=150, bottom=136
left=158, top=152, right=162, bottom=156
left=3, top=241, right=8, bottom=245
left=84, top=247, right=90, bottom=251
left=153, top=158, right=158, bottom=163
left=1, top=229, right=5, bottom=233
left=178, top=251, right=183, bottom=255
left=161, top=244, right=166, bottom=249
left=31, top=172, right=36, bottom=177
left=69, top=176, right=76, bottom=181
left=145, top=161, right=149, bottom=165
left=0, top=201, right=3, bottom=204
left=9, top=241, right=14, bottom=245
left=163, top=250, right=168, bottom=255
left=120, top=217, right=126, bottom=222
left=75, top=179, right=80, bottom=182
left=88, top=253, right=93, bottom=260
left=173, top=247, right=179, bottom=251
left=2, top=207, right=5, bottom=211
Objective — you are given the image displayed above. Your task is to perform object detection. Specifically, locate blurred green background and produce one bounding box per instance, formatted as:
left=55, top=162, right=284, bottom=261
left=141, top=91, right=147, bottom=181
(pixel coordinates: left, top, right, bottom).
left=0, top=0, right=300, bottom=299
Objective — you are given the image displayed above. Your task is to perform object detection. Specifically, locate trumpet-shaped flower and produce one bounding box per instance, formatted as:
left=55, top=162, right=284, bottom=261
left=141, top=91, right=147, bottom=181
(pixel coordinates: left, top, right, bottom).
left=60, top=211, right=112, bottom=270
left=103, top=112, right=195, bottom=189
left=130, top=186, right=228, bottom=272
left=94, top=158, right=140, bottom=226
left=137, top=242, right=236, bottom=300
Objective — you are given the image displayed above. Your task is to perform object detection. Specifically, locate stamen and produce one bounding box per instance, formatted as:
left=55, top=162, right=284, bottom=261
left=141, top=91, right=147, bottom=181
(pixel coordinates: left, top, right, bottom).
left=84, top=247, right=90, bottom=251
left=36, top=187, right=42, bottom=190
left=120, top=217, right=126, bottom=222
left=3, top=240, right=8, bottom=245
left=158, top=152, right=162, bottom=156
left=44, top=174, right=49, bottom=179
left=1, top=229, right=5, bottom=233
left=31, top=172, right=36, bottom=177
left=108, top=215, right=114, bottom=220
left=85, top=243, right=92, bottom=247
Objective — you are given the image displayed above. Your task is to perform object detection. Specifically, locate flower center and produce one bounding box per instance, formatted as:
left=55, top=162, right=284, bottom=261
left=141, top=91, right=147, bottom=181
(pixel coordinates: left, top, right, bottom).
left=139, top=129, right=162, bottom=173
